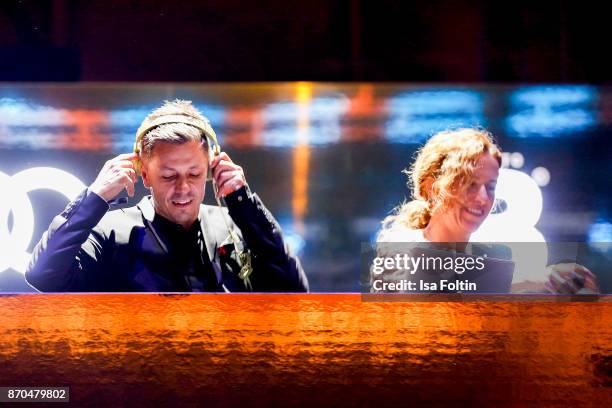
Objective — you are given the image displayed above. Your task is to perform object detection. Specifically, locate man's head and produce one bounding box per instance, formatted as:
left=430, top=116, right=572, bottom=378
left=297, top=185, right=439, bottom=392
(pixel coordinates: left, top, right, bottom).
left=136, top=100, right=213, bottom=229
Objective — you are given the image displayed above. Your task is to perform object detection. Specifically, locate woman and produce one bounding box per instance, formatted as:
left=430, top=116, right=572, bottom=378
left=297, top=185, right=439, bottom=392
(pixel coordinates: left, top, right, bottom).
left=375, top=128, right=598, bottom=294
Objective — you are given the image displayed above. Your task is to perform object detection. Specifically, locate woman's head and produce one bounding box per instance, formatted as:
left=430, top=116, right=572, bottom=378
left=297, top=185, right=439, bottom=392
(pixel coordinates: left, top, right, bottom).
left=380, top=128, right=502, bottom=239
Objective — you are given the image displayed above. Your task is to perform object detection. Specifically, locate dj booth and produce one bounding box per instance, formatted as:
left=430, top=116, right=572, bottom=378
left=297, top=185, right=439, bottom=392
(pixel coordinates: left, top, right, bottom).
left=1, top=294, right=610, bottom=406
left=1, top=83, right=611, bottom=405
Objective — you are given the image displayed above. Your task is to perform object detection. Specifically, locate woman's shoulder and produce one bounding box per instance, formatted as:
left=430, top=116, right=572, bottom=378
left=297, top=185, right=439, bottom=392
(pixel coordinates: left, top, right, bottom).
left=377, top=224, right=425, bottom=243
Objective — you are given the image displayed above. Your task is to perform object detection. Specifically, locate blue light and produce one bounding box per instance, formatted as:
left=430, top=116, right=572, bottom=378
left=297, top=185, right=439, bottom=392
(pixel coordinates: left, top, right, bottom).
left=0, top=98, right=64, bottom=125
left=108, top=107, right=155, bottom=124
left=385, top=90, right=485, bottom=144
left=506, top=86, right=597, bottom=138
left=277, top=222, right=306, bottom=255
left=108, top=107, right=155, bottom=151
left=587, top=220, right=612, bottom=243
left=0, top=98, right=67, bottom=150
left=109, top=104, right=225, bottom=151
left=0, top=97, right=24, bottom=115
left=587, top=219, right=612, bottom=254
left=510, top=86, right=594, bottom=106
left=261, top=96, right=350, bottom=147
left=192, top=104, right=226, bottom=128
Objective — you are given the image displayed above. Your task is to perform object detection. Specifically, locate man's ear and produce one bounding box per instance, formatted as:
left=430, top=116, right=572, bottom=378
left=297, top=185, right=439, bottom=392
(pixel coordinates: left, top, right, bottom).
left=140, top=160, right=151, bottom=189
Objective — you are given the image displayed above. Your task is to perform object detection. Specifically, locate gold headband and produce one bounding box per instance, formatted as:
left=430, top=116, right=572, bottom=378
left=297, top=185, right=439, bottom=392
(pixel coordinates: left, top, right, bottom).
left=134, top=114, right=220, bottom=156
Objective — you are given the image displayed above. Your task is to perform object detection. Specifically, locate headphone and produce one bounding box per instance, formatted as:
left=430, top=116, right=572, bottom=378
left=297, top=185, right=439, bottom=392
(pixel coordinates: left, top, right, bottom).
left=133, top=113, right=221, bottom=179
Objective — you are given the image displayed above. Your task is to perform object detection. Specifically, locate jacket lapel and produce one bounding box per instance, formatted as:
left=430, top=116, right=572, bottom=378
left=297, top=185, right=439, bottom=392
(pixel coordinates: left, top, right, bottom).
left=136, top=196, right=168, bottom=253
left=199, top=206, right=222, bottom=283
left=136, top=196, right=222, bottom=284
left=137, top=196, right=156, bottom=223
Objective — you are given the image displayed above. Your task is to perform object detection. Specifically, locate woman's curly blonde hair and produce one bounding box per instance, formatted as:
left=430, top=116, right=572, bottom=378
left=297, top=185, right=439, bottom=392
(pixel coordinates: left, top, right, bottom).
left=378, top=128, right=502, bottom=237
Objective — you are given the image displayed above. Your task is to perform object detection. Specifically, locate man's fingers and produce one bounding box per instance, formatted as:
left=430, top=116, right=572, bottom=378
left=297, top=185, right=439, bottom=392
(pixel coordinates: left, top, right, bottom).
left=212, top=160, right=239, bottom=177
left=125, top=168, right=137, bottom=183
left=216, top=179, right=233, bottom=196
left=123, top=174, right=135, bottom=197
left=215, top=171, right=245, bottom=196
left=107, top=154, right=137, bottom=172
left=217, top=179, right=242, bottom=197
left=214, top=168, right=241, bottom=183
left=92, top=154, right=139, bottom=202
left=111, top=166, right=136, bottom=180
left=110, top=166, right=135, bottom=179
left=213, top=164, right=244, bottom=189
left=215, top=171, right=244, bottom=194
left=208, top=151, right=245, bottom=198
left=115, top=160, right=136, bottom=169
left=210, top=152, right=232, bottom=168
left=115, top=152, right=139, bottom=161
left=216, top=177, right=233, bottom=197
left=210, top=152, right=246, bottom=198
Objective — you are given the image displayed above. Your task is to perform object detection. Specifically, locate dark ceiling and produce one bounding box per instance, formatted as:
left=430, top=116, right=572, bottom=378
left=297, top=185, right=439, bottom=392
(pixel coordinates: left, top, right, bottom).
left=0, top=0, right=609, bottom=82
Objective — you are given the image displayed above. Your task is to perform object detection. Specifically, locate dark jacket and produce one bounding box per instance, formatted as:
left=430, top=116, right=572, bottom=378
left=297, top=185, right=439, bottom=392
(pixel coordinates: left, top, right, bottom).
left=25, top=186, right=308, bottom=292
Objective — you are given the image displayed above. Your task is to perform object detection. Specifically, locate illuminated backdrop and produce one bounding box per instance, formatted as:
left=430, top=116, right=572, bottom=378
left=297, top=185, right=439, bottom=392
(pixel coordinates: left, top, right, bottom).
left=1, top=83, right=611, bottom=291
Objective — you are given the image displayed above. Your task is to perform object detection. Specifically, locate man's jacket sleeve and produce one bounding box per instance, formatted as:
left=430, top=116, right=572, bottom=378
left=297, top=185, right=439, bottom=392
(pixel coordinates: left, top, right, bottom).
left=25, top=189, right=110, bottom=292
left=225, top=186, right=309, bottom=292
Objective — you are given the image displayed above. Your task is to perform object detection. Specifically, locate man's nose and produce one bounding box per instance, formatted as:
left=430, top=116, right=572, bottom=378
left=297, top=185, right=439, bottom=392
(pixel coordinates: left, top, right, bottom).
left=175, top=177, right=189, bottom=193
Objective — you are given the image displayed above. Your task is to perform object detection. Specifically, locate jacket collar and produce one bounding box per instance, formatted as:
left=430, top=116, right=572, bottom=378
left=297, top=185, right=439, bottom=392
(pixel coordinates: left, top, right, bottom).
left=136, top=196, right=217, bottom=265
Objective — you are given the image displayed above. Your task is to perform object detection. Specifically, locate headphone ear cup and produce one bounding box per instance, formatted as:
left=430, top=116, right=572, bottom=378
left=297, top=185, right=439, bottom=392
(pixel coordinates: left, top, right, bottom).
left=204, top=134, right=221, bottom=181
left=207, top=142, right=215, bottom=181
left=132, top=146, right=142, bottom=175
left=133, top=157, right=142, bottom=175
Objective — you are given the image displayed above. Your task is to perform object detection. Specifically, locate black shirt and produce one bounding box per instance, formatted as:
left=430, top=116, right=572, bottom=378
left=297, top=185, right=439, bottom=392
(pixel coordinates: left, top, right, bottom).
left=151, top=213, right=220, bottom=292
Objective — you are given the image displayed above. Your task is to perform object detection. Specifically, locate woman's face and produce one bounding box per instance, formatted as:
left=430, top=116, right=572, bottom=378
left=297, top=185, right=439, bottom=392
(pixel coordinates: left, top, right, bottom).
left=435, top=152, right=500, bottom=237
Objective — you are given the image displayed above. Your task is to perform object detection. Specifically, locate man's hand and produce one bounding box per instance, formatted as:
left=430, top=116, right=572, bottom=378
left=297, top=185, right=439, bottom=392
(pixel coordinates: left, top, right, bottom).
left=211, top=152, right=247, bottom=198
left=89, top=153, right=138, bottom=202
left=544, top=263, right=600, bottom=294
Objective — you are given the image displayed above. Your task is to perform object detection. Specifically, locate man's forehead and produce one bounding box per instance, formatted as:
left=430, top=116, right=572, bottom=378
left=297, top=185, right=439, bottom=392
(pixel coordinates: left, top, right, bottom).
left=159, top=164, right=203, bottom=170
left=147, top=141, right=207, bottom=157
left=145, top=151, right=207, bottom=171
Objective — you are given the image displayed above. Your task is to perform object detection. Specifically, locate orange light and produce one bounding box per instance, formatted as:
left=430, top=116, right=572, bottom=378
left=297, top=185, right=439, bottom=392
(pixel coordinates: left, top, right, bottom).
left=292, top=82, right=313, bottom=234
left=60, top=110, right=111, bottom=150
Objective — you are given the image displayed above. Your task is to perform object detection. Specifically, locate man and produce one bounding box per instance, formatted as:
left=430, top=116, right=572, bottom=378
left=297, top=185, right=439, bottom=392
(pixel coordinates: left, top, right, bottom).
left=26, top=100, right=308, bottom=292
